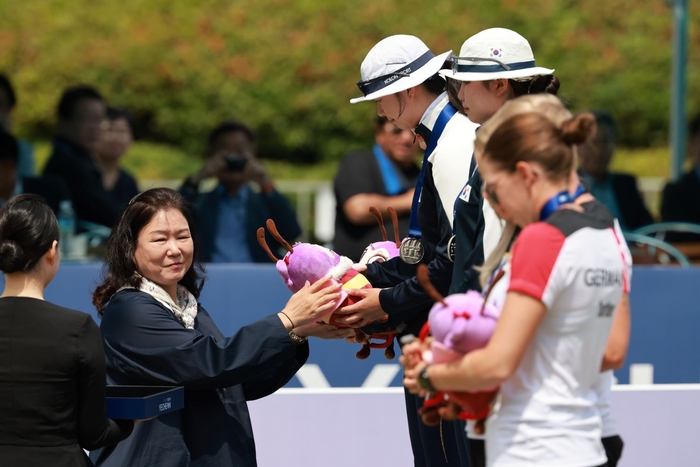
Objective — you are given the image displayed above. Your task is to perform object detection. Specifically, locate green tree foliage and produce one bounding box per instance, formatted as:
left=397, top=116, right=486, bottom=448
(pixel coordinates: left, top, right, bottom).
left=1, top=0, right=698, bottom=163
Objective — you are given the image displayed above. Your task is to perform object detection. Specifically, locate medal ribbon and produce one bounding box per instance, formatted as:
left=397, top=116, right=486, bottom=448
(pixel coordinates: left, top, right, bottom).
left=406, top=103, right=458, bottom=239
left=373, top=144, right=404, bottom=196
left=539, top=184, right=586, bottom=221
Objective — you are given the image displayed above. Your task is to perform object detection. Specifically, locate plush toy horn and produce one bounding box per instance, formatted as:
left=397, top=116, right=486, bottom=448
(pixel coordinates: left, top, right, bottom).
left=480, top=269, right=506, bottom=316
left=266, top=219, right=294, bottom=253
left=387, top=206, right=401, bottom=248
left=416, top=264, right=447, bottom=307
left=369, top=206, right=388, bottom=241
left=256, top=227, right=279, bottom=262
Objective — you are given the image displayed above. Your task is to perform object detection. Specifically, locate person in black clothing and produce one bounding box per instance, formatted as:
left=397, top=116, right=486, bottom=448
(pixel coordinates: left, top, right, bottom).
left=43, top=85, right=125, bottom=227
left=339, top=34, right=479, bottom=467
left=578, top=110, right=654, bottom=232
left=89, top=187, right=346, bottom=467
left=0, top=194, right=134, bottom=467
left=94, top=107, right=139, bottom=206
left=333, top=115, right=420, bottom=261
left=661, top=114, right=700, bottom=242
left=444, top=28, right=562, bottom=295
left=0, top=131, right=71, bottom=212
left=0, top=74, right=35, bottom=177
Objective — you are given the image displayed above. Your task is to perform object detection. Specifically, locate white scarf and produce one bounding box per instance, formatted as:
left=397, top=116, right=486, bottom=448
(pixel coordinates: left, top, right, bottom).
left=118, top=277, right=198, bottom=329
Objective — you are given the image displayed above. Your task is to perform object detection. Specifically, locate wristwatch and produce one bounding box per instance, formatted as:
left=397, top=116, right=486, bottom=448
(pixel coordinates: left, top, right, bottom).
left=289, top=331, right=308, bottom=345
left=417, top=365, right=435, bottom=392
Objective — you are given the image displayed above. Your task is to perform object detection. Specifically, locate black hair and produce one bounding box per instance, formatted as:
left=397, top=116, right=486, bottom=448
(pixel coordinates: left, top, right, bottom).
left=446, top=77, right=465, bottom=114
left=92, top=188, right=206, bottom=315
left=105, top=107, right=134, bottom=129
left=508, top=75, right=561, bottom=98
left=57, top=85, right=104, bottom=122
left=0, top=131, right=19, bottom=164
left=0, top=74, right=16, bottom=109
left=690, top=114, right=700, bottom=140
left=207, top=120, right=256, bottom=152
left=395, top=74, right=447, bottom=118
left=0, top=194, right=59, bottom=274
left=422, top=74, right=447, bottom=96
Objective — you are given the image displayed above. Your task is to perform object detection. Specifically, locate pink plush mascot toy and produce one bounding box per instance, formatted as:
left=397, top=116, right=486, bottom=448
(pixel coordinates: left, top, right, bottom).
left=257, top=218, right=398, bottom=359
left=413, top=265, right=504, bottom=430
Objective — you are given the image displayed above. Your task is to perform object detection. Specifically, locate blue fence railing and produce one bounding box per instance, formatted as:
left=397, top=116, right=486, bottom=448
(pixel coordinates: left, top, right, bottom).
left=6, top=263, right=699, bottom=387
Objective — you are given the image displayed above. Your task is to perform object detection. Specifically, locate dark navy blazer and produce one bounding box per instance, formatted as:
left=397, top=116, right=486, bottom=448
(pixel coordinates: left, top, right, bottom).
left=90, top=290, right=308, bottom=467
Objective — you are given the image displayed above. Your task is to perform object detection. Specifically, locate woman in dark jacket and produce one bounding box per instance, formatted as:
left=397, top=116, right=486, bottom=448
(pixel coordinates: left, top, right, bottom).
left=89, top=187, right=344, bottom=467
left=0, top=194, right=134, bottom=467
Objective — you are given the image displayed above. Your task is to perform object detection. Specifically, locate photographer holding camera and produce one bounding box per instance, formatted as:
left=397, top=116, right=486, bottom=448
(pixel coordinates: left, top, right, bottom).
left=181, top=120, right=301, bottom=263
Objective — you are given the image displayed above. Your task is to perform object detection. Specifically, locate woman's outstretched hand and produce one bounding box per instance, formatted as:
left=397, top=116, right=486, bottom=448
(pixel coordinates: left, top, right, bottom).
left=279, top=275, right=342, bottom=330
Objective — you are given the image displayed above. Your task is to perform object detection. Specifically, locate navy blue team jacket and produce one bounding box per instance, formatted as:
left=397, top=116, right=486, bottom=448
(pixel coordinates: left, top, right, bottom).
left=363, top=146, right=456, bottom=336
left=90, top=289, right=308, bottom=467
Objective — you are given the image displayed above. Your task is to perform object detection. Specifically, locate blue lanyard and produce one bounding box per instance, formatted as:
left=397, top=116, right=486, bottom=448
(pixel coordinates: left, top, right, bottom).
left=539, top=184, right=586, bottom=221
left=372, top=144, right=403, bottom=196
left=407, top=103, right=458, bottom=237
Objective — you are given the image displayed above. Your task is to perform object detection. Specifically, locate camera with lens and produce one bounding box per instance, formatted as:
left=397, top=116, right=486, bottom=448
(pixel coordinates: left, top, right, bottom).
left=224, top=155, right=247, bottom=172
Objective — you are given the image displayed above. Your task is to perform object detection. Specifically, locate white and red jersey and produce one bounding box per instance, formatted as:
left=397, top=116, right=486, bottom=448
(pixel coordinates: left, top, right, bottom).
left=596, top=218, right=632, bottom=439
left=485, top=201, right=629, bottom=467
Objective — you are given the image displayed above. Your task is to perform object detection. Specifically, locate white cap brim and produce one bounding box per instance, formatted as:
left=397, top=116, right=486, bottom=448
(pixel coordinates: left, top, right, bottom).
left=350, top=50, right=452, bottom=104
left=438, top=66, right=555, bottom=82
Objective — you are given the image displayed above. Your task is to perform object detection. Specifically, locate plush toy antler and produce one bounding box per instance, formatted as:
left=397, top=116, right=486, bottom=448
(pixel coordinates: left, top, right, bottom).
left=416, top=265, right=447, bottom=307
left=257, top=227, right=279, bottom=262
left=371, top=206, right=388, bottom=242
left=265, top=219, right=294, bottom=252
left=414, top=264, right=502, bottom=429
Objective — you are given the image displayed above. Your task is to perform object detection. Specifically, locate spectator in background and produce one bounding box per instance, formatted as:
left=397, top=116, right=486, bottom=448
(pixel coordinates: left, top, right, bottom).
left=181, top=120, right=301, bottom=263
left=95, top=107, right=139, bottom=205
left=661, top=115, right=700, bottom=242
left=0, top=74, right=35, bottom=176
left=43, top=85, right=126, bottom=227
left=578, top=110, right=654, bottom=231
left=333, top=116, right=420, bottom=261
left=0, top=131, right=70, bottom=212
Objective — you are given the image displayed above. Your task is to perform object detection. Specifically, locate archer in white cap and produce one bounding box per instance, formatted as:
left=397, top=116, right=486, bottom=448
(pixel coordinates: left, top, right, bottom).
left=341, top=34, right=479, bottom=466
left=440, top=27, right=558, bottom=125
left=441, top=27, right=561, bottom=303
left=427, top=27, right=561, bottom=467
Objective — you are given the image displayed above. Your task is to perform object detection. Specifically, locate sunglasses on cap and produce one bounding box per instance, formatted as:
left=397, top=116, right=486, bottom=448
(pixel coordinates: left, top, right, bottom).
left=357, top=71, right=411, bottom=97
left=451, top=54, right=512, bottom=74
left=356, top=50, right=436, bottom=97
